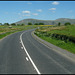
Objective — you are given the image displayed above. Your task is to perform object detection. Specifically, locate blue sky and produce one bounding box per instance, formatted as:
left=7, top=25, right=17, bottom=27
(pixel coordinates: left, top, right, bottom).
left=0, top=1, right=75, bottom=24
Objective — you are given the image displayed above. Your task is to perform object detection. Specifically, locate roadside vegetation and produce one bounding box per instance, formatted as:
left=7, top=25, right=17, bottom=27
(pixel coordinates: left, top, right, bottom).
left=0, top=24, right=37, bottom=39
left=0, top=22, right=52, bottom=39
left=34, top=23, right=75, bottom=54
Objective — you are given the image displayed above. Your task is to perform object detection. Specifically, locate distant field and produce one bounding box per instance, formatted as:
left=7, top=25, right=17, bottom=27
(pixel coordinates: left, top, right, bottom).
left=0, top=25, right=37, bottom=39
left=38, top=25, right=53, bottom=27
left=0, top=25, right=53, bottom=39
left=35, top=25, right=75, bottom=54
left=37, top=25, right=75, bottom=37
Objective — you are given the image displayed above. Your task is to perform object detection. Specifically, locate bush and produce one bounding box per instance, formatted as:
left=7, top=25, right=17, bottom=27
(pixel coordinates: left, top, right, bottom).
left=64, top=22, right=71, bottom=26
left=11, top=23, right=16, bottom=26
left=39, top=23, right=44, bottom=25
left=4, top=23, right=10, bottom=26
left=34, top=23, right=39, bottom=25
left=28, top=22, right=32, bottom=25
left=58, top=22, right=61, bottom=26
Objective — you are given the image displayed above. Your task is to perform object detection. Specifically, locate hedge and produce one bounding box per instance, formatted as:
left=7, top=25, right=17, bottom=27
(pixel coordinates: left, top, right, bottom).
left=34, top=31, right=75, bottom=44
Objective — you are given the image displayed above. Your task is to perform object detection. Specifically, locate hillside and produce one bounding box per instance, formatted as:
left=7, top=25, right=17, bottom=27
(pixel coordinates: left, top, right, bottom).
left=15, top=18, right=75, bottom=25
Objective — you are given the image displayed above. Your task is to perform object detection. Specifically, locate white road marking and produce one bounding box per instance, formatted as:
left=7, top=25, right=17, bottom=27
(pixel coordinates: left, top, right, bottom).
left=21, top=47, right=23, bottom=49
left=31, top=31, right=72, bottom=74
left=20, top=31, right=41, bottom=74
left=26, top=57, right=29, bottom=61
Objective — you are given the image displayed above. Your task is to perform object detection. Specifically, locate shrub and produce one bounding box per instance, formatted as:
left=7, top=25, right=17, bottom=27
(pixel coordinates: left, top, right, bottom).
left=58, top=22, right=61, bottom=26
left=64, top=22, right=71, bottom=26
left=28, top=22, right=32, bottom=25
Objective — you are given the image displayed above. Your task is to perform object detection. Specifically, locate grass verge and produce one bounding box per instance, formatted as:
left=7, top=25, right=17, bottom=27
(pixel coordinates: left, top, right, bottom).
left=36, top=35, right=75, bottom=54
left=35, top=25, right=75, bottom=54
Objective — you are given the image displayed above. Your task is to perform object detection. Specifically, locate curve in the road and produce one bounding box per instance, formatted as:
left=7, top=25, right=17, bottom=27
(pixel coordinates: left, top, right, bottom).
left=0, top=29, right=75, bottom=74
left=20, top=30, right=41, bottom=74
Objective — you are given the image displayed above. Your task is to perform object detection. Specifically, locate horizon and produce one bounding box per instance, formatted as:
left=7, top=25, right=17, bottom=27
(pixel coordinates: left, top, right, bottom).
left=0, top=1, right=75, bottom=24
left=15, top=18, right=75, bottom=23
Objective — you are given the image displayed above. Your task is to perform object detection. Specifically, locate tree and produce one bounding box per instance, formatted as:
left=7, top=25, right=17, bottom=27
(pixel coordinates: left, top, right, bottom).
left=17, top=24, right=20, bottom=26
left=0, top=23, right=2, bottom=25
left=34, top=23, right=39, bottom=25
left=21, top=24, right=25, bottom=26
left=4, top=23, right=9, bottom=26
left=58, top=22, right=61, bottom=26
left=64, top=22, right=71, bottom=26
left=39, top=23, right=44, bottom=25
left=11, top=23, right=16, bottom=26
left=28, top=22, right=32, bottom=25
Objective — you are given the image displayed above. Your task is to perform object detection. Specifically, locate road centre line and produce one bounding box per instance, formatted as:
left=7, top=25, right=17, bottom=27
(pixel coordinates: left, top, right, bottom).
left=20, top=31, right=41, bottom=74
left=26, top=57, right=29, bottom=61
left=21, top=47, right=23, bottom=49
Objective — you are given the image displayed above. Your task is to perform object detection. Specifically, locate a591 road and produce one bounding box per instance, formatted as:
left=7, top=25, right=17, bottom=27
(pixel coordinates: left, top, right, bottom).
left=0, top=29, right=75, bottom=74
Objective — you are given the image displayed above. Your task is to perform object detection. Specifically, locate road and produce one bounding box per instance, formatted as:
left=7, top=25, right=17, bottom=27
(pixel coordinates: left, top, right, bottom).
left=0, top=29, right=75, bottom=74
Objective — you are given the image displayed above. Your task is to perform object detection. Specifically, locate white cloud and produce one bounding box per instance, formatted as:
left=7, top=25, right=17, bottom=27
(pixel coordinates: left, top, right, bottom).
left=70, top=16, right=74, bottom=18
left=22, top=11, right=30, bottom=14
left=52, top=11, right=56, bottom=13
left=19, top=16, right=22, bottom=19
left=68, top=10, right=73, bottom=13
left=32, top=13, right=38, bottom=16
left=27, top=2, right=32, bottom=4
left=49, top=8, right=56, bottom=10
left=23, top=14, right=30, bottom=17
left=37, top=9, right=42, bottom=12
left=18, top=13, right=21, bottom=15
left=52, top=1, right=59, bottom=5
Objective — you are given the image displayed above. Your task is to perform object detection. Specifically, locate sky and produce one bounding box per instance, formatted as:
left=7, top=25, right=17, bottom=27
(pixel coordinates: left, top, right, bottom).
left=0, top=1, right=75, bottom=24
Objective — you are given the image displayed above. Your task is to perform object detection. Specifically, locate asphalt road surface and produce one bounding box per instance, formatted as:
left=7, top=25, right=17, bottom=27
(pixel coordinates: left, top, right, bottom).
left=0, top=29, right=75, bottom=74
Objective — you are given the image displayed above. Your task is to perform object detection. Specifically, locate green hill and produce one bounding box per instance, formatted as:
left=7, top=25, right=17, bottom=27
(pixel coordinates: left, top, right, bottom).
left=15, top=18, right=75, bottom=25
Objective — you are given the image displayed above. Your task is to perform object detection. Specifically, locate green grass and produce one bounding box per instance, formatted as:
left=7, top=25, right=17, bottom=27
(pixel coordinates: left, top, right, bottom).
left=37, top=35, right=75, bottom=54
left=35, top=25, right=75, bottom=54
left=0, top=32, right=14, bottom=39
left=49, top=25, right=75, bottom=37
left=0, top=25, right=37, bottom=39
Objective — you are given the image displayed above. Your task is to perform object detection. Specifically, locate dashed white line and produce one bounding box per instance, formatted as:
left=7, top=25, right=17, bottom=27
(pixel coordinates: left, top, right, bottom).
left=20, top=31, right=41, bottom=74
left=21, top=47, right=23, bottom=49
left=26, top=57, right=29, bottom=61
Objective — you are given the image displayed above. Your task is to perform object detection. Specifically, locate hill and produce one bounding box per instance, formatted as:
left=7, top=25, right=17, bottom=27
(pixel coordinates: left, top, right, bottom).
left=15, top=18, right=75, bottom=25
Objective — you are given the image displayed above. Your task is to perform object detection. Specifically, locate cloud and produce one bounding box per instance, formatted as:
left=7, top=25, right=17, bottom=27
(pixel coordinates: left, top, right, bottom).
left=52, top=11, right=56, bottom=13
left=49, top=8, right=56, bottom=10
left=19, top=16, right=22, bottom=19
left=18, top=13, right=21, bottom=15
left=23, top=14, right=30, bottom=17
left=32, top=13, right=38, bottom=16
left=52, top=1, right=59, bottom=5
left=37, top=9, right=42, bottom=12
left=70, top=16, right=74, bottom=18
left=22, top=11, right=30, bottom=14
left=27, top=2, right=32, bottom=4
left=68, top=10, right=73, bottom=13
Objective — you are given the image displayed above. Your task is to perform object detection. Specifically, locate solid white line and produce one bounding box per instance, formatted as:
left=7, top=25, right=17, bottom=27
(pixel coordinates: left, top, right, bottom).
left=20, top=31, right=41, bottom=74
left=31, top=31, right=72, bottom=74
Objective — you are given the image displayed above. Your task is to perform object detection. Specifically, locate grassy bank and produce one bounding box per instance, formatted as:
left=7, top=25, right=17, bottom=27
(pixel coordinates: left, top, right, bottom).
left=34, top=25, right=75, bottom=54
left=0, top=25, right=37, bottom=39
